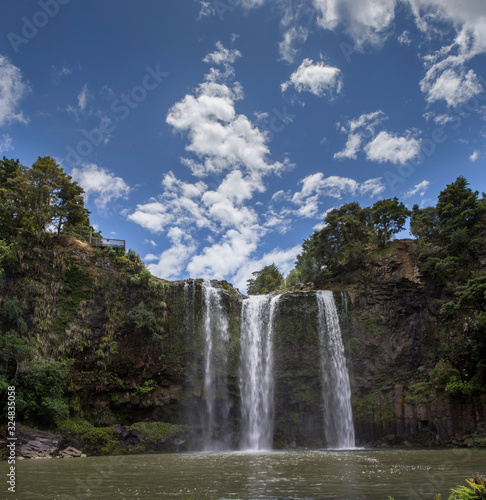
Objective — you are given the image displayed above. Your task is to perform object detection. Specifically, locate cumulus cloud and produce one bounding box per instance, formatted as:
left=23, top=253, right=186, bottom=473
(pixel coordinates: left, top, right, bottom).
left=281, top=58, right=343, bottom=97
left=0, top=55, right=30, bottom=127
left=469, top=150, right=480, bottom=162
left=167, top=43, right=290, bottom=180
left=404, top=179, right=430, bottom=198
left=70, top=163, right=131, bottom=209
left=146, top=227, right=197, bottom=280
left=334, top=111, right=421, bottom=164
left=187, top=226, right=263, bottom=280
left=290, top=172, right=385, bottom=218
left=421, top=67, right=484, bottom=107
left=333, top=133, right=362, bottom=160
left=312, top=0, right=397, bottom=48
left=410, top=1, right=486, bottom=107
left=364, top=130, right=421, bottom=165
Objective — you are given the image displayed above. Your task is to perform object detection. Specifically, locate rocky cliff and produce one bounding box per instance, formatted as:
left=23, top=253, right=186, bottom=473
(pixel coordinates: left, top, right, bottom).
left=1, top=236, right=485, bottom=456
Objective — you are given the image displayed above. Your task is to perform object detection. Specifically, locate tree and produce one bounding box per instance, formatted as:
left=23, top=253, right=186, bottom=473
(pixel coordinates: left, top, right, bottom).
left=436, top=176, right=485, bottom=255
left=246, top=264, right=284, bottom=295
left=371, top=198, right=410, bottom=246
left=437, top=176, right=482, bottom=236
left=55, top=174, right=89, bottom=235
left=409, top=204, right=439, bottom=240
left=0, top=157, right=29, bottom=239
left=325, top=202, right=371, bottom=245
left=27, top=156, right=89, bottom=238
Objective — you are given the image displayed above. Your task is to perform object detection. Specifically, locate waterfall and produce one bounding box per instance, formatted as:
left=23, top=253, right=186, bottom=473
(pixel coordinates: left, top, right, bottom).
left=316, top=291, right=355, bottom=449
left=239, top=295, right=280, bottom=450
left=201, top=280, right=231, bottom=450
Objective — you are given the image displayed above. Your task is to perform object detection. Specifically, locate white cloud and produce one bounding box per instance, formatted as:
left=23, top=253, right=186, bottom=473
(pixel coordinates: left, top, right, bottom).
left=128, top=202, right=173, bottom=233
left=0, top=55, right=30, bottom=127
left=359, top=177, right=387, bottom=197
left=334, top=110, right=420, bottom=165
left=398, top=30, right=412, bottom=45
left=77, top=84, right=89, bottom=113
left=333, top=133, right=362, bottom=160
left=291, top=172, right=385, bottom=218
left=404, top=179, right=430, bottom=198
left=187, top=226, right=262, bottom=280
left=144, top=239, right=158, bottom=247
left=470, top=150, right=480, bottom=162
left=364, top=130, right=421, bottom=164
left=434, top=114, right=454, bottom=125
left=347, top=110, right=387, bottom=133
left=281, top=58, right=343, bottom=97
left=167, top=44, right=290, bottom=179
left=197, top=1, right=213, bottom=19
left=421, top=67, right=484, bottom=107
left=70, top=163, right=131, bottom=209
left=0, top=133, right=13, bottom=153
left=146, top=227, right=197, bottom=280
left=312, top=0, right=397, bottom=48
left=279, top=26, right=309, bottom=63
left=231, top=244, right=302, bottom=292
left=410, top=1, right=486, bottom=107
left=203, top=41, right=242, bottom=66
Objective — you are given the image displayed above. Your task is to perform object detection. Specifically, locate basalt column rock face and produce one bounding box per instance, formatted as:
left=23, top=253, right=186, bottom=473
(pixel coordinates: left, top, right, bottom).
left=345, top=240, right=486, bottom=446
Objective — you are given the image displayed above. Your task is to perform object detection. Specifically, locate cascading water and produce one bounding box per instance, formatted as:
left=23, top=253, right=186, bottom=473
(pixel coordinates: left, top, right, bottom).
left=201, top=280, right=231, bottom=450
left=239, top=295, right=280, bottom=450
left=316, top=290, right=355, bottom=449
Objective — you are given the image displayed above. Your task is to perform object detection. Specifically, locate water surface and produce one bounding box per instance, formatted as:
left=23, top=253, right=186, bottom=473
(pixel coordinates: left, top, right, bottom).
left=3, top=448, right=485, bottom=499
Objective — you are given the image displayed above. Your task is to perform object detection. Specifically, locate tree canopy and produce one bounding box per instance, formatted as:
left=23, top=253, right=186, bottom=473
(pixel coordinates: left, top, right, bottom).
left=370, top=197, right=410, bottom=247
left=246, top=264, right=284, bottom=295
left=0, top=156, right=90, bottom=240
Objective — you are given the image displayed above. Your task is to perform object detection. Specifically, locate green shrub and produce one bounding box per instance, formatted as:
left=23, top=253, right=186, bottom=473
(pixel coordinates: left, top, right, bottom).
left=1, top=297, right=27, bottom=334
left=133, top=379, right=157, bottom=397
left=16, top=360, right=72, bottom=425
left=131, top=421, right=183, bottom=441
left=445, top=377, right=482, bottom=398
left=430, top=360, right=461, bottom=390
left=57, top=417, right=117, bottom=447
left=449, top=474, right=486, bottom=499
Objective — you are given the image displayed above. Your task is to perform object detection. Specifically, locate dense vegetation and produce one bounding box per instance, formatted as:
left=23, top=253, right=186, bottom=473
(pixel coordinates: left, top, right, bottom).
left=0, top=156, right=173, bottom=428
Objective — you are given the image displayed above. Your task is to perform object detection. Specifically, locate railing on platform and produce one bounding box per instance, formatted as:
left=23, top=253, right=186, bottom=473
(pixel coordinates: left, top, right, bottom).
left=90, top=237, right=126, bottom=250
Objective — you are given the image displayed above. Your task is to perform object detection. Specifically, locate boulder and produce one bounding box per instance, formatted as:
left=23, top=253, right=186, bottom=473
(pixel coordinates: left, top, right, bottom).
left=17, top=429, right=62, bottom=459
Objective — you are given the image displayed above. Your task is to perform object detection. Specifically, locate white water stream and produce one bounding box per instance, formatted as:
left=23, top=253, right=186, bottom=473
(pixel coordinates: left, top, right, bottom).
left=316, top=290, right=355, bottom=448
left=239, top=294, right=281, bottom=450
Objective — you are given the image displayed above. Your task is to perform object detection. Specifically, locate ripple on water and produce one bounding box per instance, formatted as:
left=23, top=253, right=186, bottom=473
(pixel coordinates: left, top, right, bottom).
left=2, top=448, right=485, bottom=500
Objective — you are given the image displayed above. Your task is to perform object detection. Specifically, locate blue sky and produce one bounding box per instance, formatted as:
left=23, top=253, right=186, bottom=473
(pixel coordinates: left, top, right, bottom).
left=1, top=0, right=485, bottom=291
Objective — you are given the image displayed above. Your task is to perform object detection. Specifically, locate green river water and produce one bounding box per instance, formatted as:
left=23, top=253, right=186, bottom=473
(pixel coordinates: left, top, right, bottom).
left=2, top=448, right=485, bottom=499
